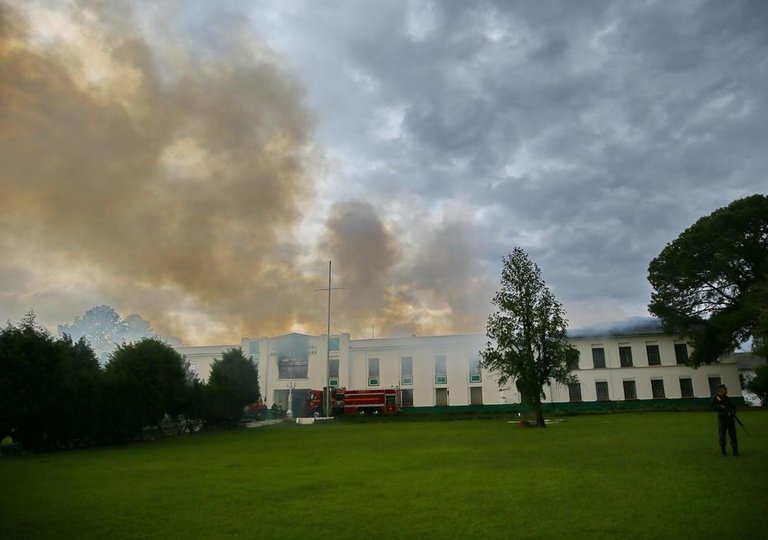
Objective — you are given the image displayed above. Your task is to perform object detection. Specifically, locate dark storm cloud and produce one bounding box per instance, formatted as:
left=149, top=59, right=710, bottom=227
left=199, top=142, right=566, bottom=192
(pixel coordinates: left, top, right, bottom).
left=253, top=0, right=767, bottom=328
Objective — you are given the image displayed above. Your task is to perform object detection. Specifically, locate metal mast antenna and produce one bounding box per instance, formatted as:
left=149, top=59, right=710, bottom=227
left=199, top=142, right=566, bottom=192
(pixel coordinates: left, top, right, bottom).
left=314, top=261, right=344, bottom=417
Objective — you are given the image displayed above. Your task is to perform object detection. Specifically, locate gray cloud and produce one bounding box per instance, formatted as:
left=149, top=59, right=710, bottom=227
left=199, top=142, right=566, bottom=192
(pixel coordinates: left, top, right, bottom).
left=2, top=0, right=766, bottom=340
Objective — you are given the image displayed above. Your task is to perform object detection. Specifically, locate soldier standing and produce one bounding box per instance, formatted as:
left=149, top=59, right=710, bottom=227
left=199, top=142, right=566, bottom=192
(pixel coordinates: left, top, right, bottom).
left=712, top=384, right=739, bottom=456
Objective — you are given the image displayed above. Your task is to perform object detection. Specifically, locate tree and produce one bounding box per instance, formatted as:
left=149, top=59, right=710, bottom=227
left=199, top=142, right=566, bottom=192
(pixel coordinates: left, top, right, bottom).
left=55, top=334, right=103, bottom=446
left=0, top=312, right=102, bottom=450
left=746, top=365, right=768, bottom=406
left=648, top=194, right=768, bottom=366
left=481, top=248, right=579, bottom=427
left=104, top=338, right=187, bottom=440
left=204, top=348, right=260, bottom=427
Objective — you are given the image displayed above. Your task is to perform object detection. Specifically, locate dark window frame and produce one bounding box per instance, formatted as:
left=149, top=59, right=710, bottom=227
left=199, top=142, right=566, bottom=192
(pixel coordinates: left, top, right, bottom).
left=595, top=381, right=610, bottom=401
left=679, top=378, right=694, bottom=398
left=708, top=376, right=722, bottom=396
left=568, top=382, right=582, bottom=402
left=646, top=344, right=661, bottom=366
left=592, top=348, right=606, bottom=369
left=401, top=356, right=413, bottom=385
left=328, top=358, right=339, bottom=378
left=435, top=354, right=448, bottom=384
left=619, top=346, right=633, bottom=367
left=623, top=380, right=637, bottom=400
left=278, top=357, right=308, bottom=379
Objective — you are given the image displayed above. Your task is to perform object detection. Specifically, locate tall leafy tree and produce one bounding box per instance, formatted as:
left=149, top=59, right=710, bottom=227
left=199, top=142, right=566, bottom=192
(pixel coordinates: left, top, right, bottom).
left=0, top=312, right=101, bottom=450
left=205, top=348, right=260, bottom=427
left=481, top=248, right=579, bottom=427
left=648, top=194, right=768, bottom=365
left=104, top=338, right=187, bottom=440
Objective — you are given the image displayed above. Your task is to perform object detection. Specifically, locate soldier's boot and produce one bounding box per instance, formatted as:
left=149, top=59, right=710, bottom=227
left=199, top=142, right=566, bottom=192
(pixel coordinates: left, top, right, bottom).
left=720, top=444, right=727, bottom=456
left=733, top=444, right=739, bottom=456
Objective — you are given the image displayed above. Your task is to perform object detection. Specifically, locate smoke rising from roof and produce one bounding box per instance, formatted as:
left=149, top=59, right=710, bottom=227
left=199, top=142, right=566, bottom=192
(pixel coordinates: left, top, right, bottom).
left=568, top=317, right=663, bottom=339
left=321, top=200, right=423, bottom=338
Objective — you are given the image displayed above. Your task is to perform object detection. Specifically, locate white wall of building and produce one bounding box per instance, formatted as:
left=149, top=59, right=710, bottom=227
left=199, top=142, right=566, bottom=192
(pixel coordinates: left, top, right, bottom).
left=175, top=329, right=741, bottom=413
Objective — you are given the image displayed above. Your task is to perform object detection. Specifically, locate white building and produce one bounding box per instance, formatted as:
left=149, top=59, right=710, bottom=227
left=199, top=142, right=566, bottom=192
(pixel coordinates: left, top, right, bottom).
left=175, top=320, right=741, bottom=415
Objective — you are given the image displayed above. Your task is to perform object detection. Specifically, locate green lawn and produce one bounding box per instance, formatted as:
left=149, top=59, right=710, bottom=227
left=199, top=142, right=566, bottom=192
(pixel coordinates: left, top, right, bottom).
left=1, top=411, right=766, bottom=539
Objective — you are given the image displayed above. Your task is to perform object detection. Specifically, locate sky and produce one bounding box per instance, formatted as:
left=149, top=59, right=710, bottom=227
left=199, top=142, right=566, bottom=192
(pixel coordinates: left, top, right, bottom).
left=1, top=0, right=766, bottom=346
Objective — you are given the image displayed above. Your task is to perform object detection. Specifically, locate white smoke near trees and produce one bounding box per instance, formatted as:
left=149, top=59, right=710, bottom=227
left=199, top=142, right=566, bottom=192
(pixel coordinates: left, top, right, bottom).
left=58, top=305, right=177, bottom=364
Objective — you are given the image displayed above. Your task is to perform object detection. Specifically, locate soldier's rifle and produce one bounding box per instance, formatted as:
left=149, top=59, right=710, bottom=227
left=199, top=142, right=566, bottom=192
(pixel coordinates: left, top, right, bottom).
left=731, top=411, right=750, bottom=436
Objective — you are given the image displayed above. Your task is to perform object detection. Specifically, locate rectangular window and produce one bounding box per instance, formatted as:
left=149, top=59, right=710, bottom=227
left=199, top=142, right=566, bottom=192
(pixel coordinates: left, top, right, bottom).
left=595, top=381, right=609, bottom=401
left=328, top=358, right=339, bottom=378
left=278, top=357, right=308, bottom=379
left=623, top=380, right=637, bottom=400
left=646, top=344, right=661, bottom=366
left=469, top=355, right=482, bottom=383
left=328, top=358, right=339, bottom=387
left=470, top=386, right=483, bottom=405
left=401, top=356, right=413, bottom=385
left=679, top=378, right=694, bottom=398
left=248, top=341, right=260, bottom=355
left=368, top=357, right=380, bottom=387
left=328, top=337, right=340, bottom=351
left=568, top=383, right=582, bottom=402
left=619, top=346, right=633, bottom=367
left=675, top=343, right=689, bottom=364
left=401, top=389, right=414, bottom=407
left=435, top=387, right=449, bottom=406
left=651, top=379, right=666, bottom=399
left=592, top=347, right=606, bottom=369
left=708, top=376, right=722, bottom=396
left=435, top=355, right=447, bottom=384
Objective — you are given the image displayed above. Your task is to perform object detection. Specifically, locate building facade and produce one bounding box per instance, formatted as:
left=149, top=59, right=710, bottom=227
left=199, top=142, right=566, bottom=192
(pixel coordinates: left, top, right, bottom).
left=175, top=324, right=741, bottom=415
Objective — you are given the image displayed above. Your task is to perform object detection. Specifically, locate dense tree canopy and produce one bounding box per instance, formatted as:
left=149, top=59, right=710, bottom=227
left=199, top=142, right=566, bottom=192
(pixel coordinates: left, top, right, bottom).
left=648, top=194, right=768, bottom=365
left=0, top=313, right=264, bottom=450
left=0, top=312, right=101, bottom=450
left=481, top=248, right=579, bottom=427
left=104, top=338, right=188, bottom=439
left=204, top=348, right=260, bottom=427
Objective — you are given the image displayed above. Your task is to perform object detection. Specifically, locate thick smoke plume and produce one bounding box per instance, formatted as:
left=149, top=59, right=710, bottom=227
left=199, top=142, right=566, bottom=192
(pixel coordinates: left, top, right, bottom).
left=320, top=202, right=494, bottom=338
left=321, top=200, right=424, bottom=337
left=0, top=1, right=320, bottom=343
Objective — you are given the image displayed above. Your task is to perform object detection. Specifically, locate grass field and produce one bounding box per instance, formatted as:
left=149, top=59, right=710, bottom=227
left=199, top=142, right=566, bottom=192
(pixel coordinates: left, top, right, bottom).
left=1, top=411, right=767, bottom=539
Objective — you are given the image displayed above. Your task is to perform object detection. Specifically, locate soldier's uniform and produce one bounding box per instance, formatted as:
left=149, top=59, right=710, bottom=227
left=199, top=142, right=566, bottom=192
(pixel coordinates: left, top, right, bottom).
left=712, top=388, right=738, bottom=456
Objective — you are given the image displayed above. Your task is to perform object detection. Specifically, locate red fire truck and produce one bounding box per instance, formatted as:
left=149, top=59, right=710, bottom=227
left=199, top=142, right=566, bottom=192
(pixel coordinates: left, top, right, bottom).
left=306, top=388, right=401, bottom=416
